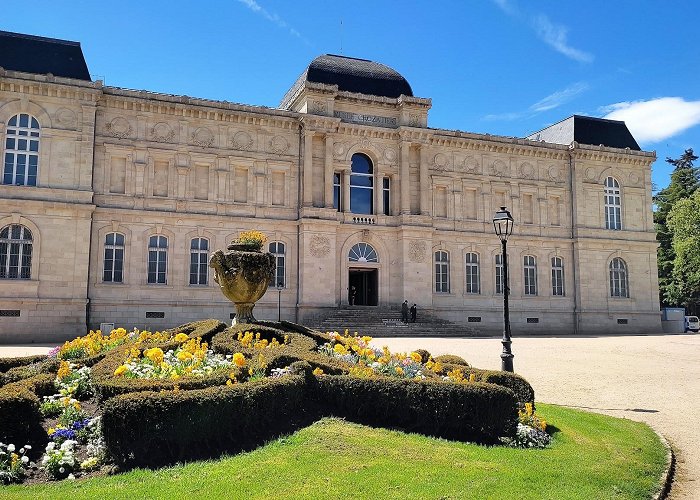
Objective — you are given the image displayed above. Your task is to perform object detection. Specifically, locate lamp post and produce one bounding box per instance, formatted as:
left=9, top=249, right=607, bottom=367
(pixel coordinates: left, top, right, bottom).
left=493, top=206, right=514, bottom=372
left=277, top=282, right=283, bottom=322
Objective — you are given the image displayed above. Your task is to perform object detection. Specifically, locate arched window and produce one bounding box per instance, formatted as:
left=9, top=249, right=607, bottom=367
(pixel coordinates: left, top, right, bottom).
left=350, top=153, right=373, bottom=215
left=609, top=257, right=629, bottom=298
left=604, top=177, right=622, bottom=230
left=147, top=235, right=168, bottom=284
left=3, top=114, right=40, bottom=186
left=465, top=252, right=480, bottom=294
left=190, top=238, right=209, bottom=285
left=269, top=241, right=286, bottom=287
left=0, top=224, right=33, bottom=279
left=103, top=233, right=125, bottom=283
left=551, top=257, right=564, bottom=296
left=435, top=250, right=450, bottom=293
left=348, top=243, right=378, bottom=263
left=523, top=255, right=537, bottom=296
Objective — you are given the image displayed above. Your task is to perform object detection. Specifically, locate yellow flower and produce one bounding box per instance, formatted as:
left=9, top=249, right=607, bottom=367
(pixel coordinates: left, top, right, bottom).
left=525, top=402, right=533, bottom=417
left=177, top=351, right=193, bottom=362
left=171, top=373, right=180, bottom=380
left=410, top=352, right=422, bottom=363
left=226, top=379, right=234, bottom=386
left=233, top=352, right=246, bottom=367
left=333, top=343, right=348, bottom=356
left=469, top=373, right=476, bottom=383
left=312, top=367, right=324, bottom=376
left=48, top=427, right=55, bottom=435
left=114, top=365, right=128, bottom=376
left=395, top=366, right=404, bottom=376
left=173, top=333, right=189, bottom=342
left=73, top=401, right=81, bottom=410
left=362, top=336, right=372, bottom=344
left=144, top=347, right=164, bottom=365
left=57, top=361, right=71, bottom=380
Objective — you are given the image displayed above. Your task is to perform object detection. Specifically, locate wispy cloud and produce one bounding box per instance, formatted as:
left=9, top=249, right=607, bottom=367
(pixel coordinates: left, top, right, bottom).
left=237, top=0, right=308, bottom=43
left=602, top=97, right=700, bottom=144
left=490, top=0, right=593, bottom=63
left=483, top=82, right=589, bottom=121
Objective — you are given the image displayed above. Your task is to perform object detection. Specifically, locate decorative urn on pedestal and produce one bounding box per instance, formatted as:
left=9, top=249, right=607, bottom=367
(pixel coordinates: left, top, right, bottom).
left=209, top=231, right=275, bottom=324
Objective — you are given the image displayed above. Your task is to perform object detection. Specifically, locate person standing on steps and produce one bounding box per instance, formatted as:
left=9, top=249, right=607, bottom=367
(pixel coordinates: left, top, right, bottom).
left=410, top=303, right=417, bottom=323
left=350, top=286, right=357, bottom=306
left=401, top=300, right=409, bottom=323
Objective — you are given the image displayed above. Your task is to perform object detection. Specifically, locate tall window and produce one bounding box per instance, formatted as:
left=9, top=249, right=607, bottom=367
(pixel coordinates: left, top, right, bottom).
left=147, top=235, right=168, bottom=284
left=0, top=224, right=32, bottom=279
left=435, top=251, right=450, bottom=293
left=609, top=257, right=629, bottom=298
left=3, top=114, right=40, bottom=186
left=551, top=257, right=564, bottom=296
left=269, top=241, right=286, bottom=287
left=523, top=255, right=537, bottom=296
left=604, top=177, right=622, bottom=230
left=189, top=238, right=209, bottom=285
left=350, top=153, right=373, bottom=214
left=383, top=177, right=390, bottom=215
left=103, top=233, right=125, bottom=283
left=495, top=254, right=504, bottom=294
left=333, top=173, right=342, bottom=211
left=465, top=252, right=480, bottom=294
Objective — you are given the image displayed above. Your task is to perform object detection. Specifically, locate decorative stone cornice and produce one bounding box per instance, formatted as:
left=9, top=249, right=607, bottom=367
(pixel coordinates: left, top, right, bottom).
left=570, top=142, right=655, bottom=166
left=0, top=69, right=102, bottom=102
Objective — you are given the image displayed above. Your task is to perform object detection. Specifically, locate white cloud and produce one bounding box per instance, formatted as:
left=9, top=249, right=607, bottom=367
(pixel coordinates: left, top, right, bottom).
left=237, top=0, right=308, bottom=43
left=529, top=82, right=589, bottom=112
left=491, top=0, right=516, bottom=15
left=602, top=97, right=700, bottom=144
left=531, top=14, right=593, bottom=63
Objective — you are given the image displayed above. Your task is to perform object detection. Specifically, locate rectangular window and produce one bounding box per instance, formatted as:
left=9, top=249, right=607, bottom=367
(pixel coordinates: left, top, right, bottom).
left=526, top=317, right=540, bottom=323
left=465, top=253, right=480, bottom=294
left=435, top=251, right=449, bottom=293
left=467, top=316, right=481, bottom=322
left=551, top=257, right=564, bottom=296
left=189, top=238, right=209, bottom=285
left=103, top=233, right=125, bottom=283
left=333, top=173, right=342, bottom=212
left=524, top=255, right=537, bottom=296
left=148, top=235, right=168, bottom=284
left=495, top=254, right=504, bottom=294
left=268, top=242, right=286, bottom=288
left=383, top=177, right=390, bottom=216
left=145, top=311, right=165, bottom=319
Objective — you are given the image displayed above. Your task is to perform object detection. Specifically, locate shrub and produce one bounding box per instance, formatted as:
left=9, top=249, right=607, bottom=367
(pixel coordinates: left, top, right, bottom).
left=433, top=354, right=470, bottom=366
left=0, top=355, right=48, bottom=374
left=101, top=375, right=311, bottom=467
left=315, top=376, right=517, bottom=444
left=414, top=349, right=432, bottom=364
left=159, top=319, right=227, bottom=344
left=0, top=374, right=53, bottom=447
left=0, top=357, right=60, bottom=388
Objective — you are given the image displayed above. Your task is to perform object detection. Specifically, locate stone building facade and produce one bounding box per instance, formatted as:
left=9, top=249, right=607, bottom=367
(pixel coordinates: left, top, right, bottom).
left=0, top=32, right=661, bottom=342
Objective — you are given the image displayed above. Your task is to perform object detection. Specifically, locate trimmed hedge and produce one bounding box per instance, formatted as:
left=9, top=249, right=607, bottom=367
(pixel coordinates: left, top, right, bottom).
left=435, top=363, right=534, bottom=407
left=0, top=354, right=49, bottom=373
left=102, top=375, right=311, bottom=467
left=433, top=354, right=470, bottom=366
left=0, top=373, right=54, bottom=447
left=0, top=357, right=59, bottom=388
left=159, top=319, right=228, bottom=344
left=314, top=376, right=517, bottom=444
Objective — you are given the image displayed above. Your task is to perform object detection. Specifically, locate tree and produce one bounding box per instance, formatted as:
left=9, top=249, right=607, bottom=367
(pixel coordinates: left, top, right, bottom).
left=666, top=190, right=700, bottom=313
left=653, top=148, right=699, bottom=306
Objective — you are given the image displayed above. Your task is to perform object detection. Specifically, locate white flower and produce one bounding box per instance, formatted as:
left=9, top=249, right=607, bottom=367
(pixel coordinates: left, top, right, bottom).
left=7, top=444, right=15, bottom=452
left=21, top=455, right=29, bottom=464
left=24, top=444, right=31, bottom=450
left=67, top=473, right=76, bottom=480
left=46, top=442, right=56, bottom=451
left=59, top=467, right=65, bottom=473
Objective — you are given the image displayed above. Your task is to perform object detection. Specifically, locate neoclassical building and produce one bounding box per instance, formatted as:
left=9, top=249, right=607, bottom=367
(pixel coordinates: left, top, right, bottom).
left=0, top=31, right=661, bottom=342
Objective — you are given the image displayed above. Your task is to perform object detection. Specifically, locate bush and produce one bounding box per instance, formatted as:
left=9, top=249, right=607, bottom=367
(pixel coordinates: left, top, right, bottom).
left=159, top=319, right=228, bottom=344
left=0, top=358, right=60, bottom=388
left=314, top=376, right=517, bottom=444
left=0, top=374, right=54, bottom=447
left=102, top=375, right=311, bottom=467
left=0, top=355, right=48, bottom=374
left=414, top=349, right=432, bottom=364
left=433, top=354, right=469, bottom=366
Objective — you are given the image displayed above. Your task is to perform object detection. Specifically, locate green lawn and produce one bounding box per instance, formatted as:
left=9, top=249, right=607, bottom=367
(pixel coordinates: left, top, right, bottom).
left=1, top=404, right=667, bottom=500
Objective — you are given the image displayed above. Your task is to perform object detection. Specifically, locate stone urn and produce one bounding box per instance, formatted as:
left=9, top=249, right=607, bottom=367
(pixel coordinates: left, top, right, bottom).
left=209, top=242, right=275, bottom=324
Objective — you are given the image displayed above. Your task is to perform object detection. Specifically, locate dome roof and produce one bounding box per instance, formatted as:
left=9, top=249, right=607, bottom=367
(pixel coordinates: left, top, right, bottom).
left=280, top=54, right=413, bottom=108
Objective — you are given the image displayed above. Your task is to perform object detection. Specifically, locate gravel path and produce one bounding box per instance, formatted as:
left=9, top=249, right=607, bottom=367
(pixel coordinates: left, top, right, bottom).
left=2, top=334, right=697, bottom=498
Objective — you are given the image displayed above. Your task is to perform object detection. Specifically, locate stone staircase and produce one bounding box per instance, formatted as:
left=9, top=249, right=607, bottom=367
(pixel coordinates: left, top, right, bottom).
left=310, top=306, right=482, bottom=337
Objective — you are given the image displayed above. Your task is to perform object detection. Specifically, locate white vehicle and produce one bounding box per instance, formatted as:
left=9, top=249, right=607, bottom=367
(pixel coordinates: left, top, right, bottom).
left=685, top=316, right=700, bottom=333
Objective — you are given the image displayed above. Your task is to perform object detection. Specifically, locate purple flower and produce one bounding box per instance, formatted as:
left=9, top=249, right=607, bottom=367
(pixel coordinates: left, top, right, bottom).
left=47, top=345, right=61, bottom=358
left=70, top=419, right=91, bottom=431
left=51, top=428, right=76, bottom=442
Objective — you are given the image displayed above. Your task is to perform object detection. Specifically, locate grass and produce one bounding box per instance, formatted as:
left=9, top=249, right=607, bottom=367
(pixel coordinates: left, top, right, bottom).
left=1, top=403, right=667, bottom=500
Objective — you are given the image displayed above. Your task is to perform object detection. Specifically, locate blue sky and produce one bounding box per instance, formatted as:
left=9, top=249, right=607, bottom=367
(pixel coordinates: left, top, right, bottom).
left=3, top=0, right=699, bottom=190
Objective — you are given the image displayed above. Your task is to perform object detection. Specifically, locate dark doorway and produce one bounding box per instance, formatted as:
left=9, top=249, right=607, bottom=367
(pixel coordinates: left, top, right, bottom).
left=349, top=269, right=378, bottom=306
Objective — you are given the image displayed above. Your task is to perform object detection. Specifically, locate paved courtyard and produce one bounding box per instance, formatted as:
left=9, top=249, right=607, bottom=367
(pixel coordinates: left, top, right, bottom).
left=2, top=333, right=698, bottom=498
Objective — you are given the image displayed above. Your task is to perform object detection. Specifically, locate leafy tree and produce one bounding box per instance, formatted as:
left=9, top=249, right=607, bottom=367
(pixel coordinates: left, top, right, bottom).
left=653, top=148, right=699, bottom=306
left=666, top=190, right=700, bottom=312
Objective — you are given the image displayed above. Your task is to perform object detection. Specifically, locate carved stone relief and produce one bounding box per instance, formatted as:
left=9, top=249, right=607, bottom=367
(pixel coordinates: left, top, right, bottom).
left=629, top=171, right=641, bottom=186
left=519, top=162, right=535, bottom=180
left=151, top=122, right=175, bottom=143
left=333, top=142, right=346, bottom=160
left=383, top=148, right=397, bottom=164
left=408, top=241, right=426, bottom=263
left=311, top=101, right=327, bottom=114
left=309, top=235, right=331, bottom=257
left=585, top=167, right=598, bottom=181
left=408, top=114, right=420, bottom=127
left=433, top=153, right=450, bottom=172
left=461, top=156, right=480, bottom=174
left=192, top=127, right=215, bottom=147
left=54, top=108, right=77, bottom=129
left=231, top=131, right=254, bottom=151
left=105, top=117, right=132, bottom=139
left=270, top=135, right=290, bottom=154
left=548, top=165, right=563, bottom=183
left=491, top=160, right=508, bottom=177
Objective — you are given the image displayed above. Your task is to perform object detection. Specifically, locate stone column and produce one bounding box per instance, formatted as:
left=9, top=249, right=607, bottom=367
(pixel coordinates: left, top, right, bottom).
left=419, top=145, right=430, bottom=216
left=303, top=130, right=314, bottom=207
left=400, top=142, right=410, bottom=214
left=343, top=169, right=351, bottom=213
left=324, top=134, right=334, bottom=208
left=374, top=168, right=382, bottom=215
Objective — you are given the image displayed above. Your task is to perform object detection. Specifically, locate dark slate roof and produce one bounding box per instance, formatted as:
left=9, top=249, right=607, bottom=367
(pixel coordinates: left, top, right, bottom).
left=526, top=115, right=641, bottom=150
left=280, top=54, right=412, bottom=108
left=0, top=30, right=91, bottom=81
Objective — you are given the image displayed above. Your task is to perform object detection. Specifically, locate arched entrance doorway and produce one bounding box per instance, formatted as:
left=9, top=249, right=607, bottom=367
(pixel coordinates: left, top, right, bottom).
left=348, top=242, right=378, bottom=306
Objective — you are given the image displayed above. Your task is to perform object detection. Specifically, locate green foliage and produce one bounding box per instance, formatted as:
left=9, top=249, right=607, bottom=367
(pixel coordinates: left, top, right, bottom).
left=654, top=148, right=699, bottom=306
left=0, top=355, right=49, bottom=374
left=0, top=357, right=60, bottom=388
left=433, top=354, right=469, bottom=366
left=0, top=374, right=54, bottom=447
left=666, top=190, right=700, bottom=309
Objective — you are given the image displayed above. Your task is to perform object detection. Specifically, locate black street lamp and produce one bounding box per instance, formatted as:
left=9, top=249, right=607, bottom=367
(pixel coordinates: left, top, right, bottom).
left=493, top=206, right=514, bottom=372
left=277, top=282, right=283, bottom=322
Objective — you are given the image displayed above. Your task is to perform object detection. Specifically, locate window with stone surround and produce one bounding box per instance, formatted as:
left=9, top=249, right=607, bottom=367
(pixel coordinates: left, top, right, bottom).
left=435, top=250, right=450, bottom=293
left=147, top=235, right=168, bottom=284
left=383, top=177, right=390, bottom=215
left=333, top=172, right=342, bottom=211
left=465, top=252, right=480, bottom=294
left=350, top=153, right=373, bottom=215
left=495, top=254, right=504, bottom=295
left=0, top=224, right=32, bottom=279
left=551, top=256, right=564, bottom=296
left=103, top=232, right=125, bottom=283
left=604, top=177, right=622, bottom=230
left=269, top=241, right=285, bottom=287
left=189, top=238, right=209, bottom=285
left=3, top=114, right=40, bottom=186
left=609, top=257, right=629, bottom=298
left=523, top=255, right=537, bottom=296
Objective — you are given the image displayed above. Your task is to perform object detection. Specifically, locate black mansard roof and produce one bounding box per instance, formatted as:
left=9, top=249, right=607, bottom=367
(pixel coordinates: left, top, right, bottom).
left=280, top=54, right=413, bottom=108
left=0, top=30, right=91, bottom=81
left=527, top=115, right=641, bottom=150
